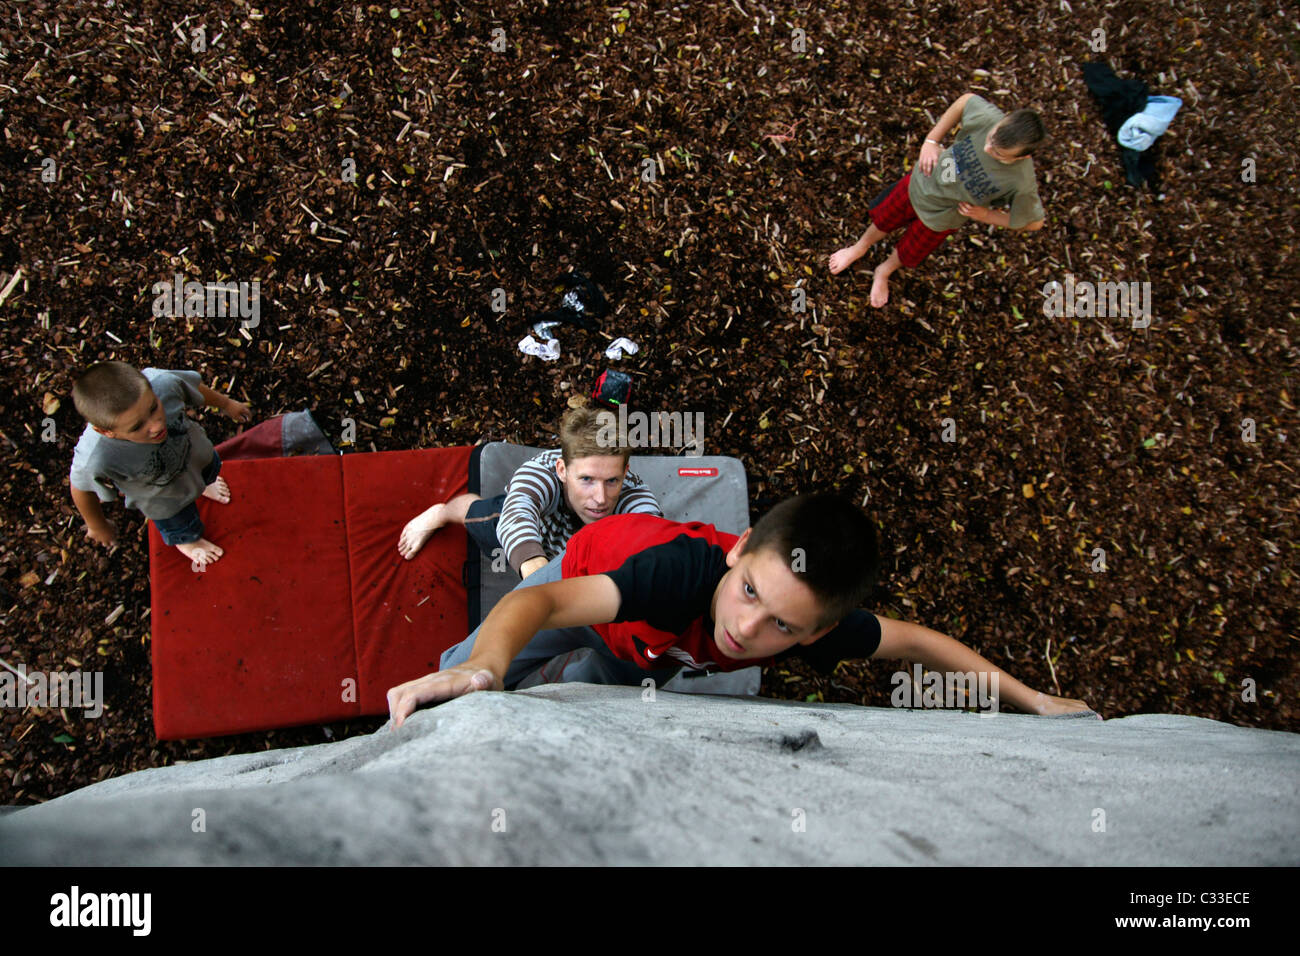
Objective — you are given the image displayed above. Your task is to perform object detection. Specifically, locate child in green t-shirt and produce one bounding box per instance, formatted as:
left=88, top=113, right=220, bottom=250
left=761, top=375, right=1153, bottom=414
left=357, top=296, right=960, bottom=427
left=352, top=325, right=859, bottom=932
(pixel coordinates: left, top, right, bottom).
left=829, top=93, right=1047, bottom=308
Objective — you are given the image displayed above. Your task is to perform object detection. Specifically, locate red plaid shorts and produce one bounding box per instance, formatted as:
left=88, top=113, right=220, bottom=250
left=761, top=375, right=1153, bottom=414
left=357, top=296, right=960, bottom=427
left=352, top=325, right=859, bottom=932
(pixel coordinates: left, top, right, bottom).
left=868, top=173, right=955, bottom=268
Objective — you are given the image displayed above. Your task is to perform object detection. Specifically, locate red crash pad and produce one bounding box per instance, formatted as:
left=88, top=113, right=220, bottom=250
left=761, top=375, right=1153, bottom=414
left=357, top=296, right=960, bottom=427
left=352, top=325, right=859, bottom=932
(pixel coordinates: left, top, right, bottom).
left=342, top=449, right=472, bottom=713
left=149, top=447, right=472, bottom=739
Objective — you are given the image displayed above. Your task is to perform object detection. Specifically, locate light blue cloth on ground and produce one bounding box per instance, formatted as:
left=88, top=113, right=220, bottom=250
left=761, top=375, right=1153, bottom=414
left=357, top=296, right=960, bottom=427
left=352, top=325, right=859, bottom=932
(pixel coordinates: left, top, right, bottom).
left=1118, top=95, right=1183, bottom=151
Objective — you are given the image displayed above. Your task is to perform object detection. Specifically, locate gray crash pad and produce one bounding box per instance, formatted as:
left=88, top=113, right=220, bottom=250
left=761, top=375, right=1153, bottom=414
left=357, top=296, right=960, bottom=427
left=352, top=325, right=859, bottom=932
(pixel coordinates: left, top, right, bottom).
left=1, top=684, right=1296, bottom=866
left=469, top=442, right=759, bottom=696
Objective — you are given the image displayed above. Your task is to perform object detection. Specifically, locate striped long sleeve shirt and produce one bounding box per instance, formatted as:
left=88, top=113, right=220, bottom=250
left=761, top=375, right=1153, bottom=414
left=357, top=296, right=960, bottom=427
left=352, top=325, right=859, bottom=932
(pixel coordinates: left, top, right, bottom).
left=498, top=449, right=662, bottom=573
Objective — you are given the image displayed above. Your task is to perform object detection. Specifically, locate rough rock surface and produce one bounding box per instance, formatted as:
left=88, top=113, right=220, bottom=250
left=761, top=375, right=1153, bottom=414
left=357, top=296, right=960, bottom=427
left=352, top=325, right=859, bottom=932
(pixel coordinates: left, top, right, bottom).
left=2, top=684, right=1296, bottom=865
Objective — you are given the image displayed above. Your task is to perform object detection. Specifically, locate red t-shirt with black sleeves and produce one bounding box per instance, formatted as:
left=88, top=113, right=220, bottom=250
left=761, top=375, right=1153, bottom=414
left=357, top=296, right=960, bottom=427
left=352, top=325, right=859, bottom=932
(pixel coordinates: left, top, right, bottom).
left=560, top=513, right=882, bottom=674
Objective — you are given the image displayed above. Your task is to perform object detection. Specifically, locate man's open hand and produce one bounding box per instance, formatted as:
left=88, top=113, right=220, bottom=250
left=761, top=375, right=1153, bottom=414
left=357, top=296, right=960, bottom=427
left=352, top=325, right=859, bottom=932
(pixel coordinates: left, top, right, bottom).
left=386, top=664, right=503, bottom=728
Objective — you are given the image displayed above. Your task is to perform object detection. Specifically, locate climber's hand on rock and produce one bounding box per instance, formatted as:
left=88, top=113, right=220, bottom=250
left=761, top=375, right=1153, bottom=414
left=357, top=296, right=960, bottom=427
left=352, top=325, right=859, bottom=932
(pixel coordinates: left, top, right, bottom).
left=1031, top=692, right=1100, bottom=719
left=387, top=663, right=503, bottom=729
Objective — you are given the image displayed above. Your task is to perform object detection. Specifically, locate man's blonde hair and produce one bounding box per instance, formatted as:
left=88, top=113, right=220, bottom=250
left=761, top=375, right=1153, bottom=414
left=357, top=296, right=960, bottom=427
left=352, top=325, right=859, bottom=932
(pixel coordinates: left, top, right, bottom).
left=72, top=361, right=150, bottom=430
left=560, top=400, right=630, bottom=464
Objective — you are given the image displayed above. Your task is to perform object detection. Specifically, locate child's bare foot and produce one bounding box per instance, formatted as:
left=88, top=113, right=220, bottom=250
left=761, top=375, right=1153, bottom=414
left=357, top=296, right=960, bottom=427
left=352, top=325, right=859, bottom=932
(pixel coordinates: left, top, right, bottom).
left=398, top=503, right=448, bottom=560
left=178, top=538, right=224, bottom=568
left=870, top=265, right=891, bottom=307
left=202, top=476, right=231, bottom=504
left=829, top=246, right=863, bottom=275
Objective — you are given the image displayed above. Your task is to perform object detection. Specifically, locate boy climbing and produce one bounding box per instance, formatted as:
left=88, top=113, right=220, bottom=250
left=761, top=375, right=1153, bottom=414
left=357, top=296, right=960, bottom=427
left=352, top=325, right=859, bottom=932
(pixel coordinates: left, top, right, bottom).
left=387, top=495, right=1094, bottom=725
left=829, top=92, right=1047, bottom=307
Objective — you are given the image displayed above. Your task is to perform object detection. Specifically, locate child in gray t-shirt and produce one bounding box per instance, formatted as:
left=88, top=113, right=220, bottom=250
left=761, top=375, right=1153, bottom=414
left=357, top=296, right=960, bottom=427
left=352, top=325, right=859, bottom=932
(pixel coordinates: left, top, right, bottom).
left=829, top=92, right=1047, bottom=308
left=69, top=362, right=251, bottom=568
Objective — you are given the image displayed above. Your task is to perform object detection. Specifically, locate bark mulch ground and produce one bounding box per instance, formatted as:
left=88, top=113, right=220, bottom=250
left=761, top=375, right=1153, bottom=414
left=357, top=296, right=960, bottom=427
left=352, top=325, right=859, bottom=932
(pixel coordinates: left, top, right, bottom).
left=0, top=0, right=1296, bottom=804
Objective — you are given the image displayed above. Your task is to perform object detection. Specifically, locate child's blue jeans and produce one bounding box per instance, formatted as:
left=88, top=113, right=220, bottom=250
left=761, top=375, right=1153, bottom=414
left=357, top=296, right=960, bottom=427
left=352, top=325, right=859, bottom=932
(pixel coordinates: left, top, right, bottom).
left=152, top=451, right=222, bottom=546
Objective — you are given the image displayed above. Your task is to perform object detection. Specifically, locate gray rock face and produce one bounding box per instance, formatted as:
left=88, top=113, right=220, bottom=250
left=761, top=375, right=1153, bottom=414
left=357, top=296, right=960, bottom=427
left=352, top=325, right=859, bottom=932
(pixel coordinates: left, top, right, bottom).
left=2, top=684, right=1297, bottom=865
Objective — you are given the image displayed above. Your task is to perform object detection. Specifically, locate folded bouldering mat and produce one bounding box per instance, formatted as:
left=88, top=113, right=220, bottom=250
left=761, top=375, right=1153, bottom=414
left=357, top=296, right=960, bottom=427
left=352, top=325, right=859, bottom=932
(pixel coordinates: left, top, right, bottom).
left=207, top=410, right=335, bottom=461
left=148, top=446, right=472, bottom=739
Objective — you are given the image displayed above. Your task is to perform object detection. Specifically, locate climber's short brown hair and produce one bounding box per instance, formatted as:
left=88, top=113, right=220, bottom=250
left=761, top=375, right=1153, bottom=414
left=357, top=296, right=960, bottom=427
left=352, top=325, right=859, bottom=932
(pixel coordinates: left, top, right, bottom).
left=743, top=494, right=880, bottom=630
